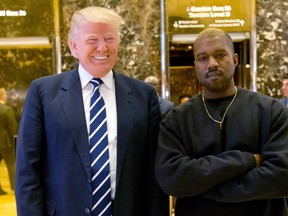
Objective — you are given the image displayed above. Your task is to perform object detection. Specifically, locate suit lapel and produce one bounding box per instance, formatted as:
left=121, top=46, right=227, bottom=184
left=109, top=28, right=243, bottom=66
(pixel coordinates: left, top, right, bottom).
left=57, top=69, right=136, bottom=183
left=114, top=72, right=135, bottom=186
left=59, top=69, right=91, bottom=178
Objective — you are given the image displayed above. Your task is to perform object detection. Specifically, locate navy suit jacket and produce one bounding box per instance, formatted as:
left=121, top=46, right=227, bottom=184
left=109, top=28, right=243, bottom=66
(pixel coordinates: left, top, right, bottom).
left=15, top=68, right=169, bottom=216
left=279, top=97, right=288, bottom=107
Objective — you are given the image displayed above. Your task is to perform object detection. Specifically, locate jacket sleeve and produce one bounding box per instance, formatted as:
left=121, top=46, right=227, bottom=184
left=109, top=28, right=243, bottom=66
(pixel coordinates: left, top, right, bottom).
left=15, top=81, right=46, bottom=216
left=147, top=90, right=169, bottom=216
left=155, top=108, right=257, bottom=198
left=204, top=101, right=288, bottom=202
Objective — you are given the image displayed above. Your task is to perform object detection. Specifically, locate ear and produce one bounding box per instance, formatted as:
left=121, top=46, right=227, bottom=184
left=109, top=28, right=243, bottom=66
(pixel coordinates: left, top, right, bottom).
left=233, top=53, right=239, bottom=68
left=68, top=39, right=78, bottom=58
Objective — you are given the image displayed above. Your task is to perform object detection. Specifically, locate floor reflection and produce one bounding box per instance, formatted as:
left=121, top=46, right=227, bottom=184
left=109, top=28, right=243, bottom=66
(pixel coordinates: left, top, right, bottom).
left=0, top=161, right=16, bottom=216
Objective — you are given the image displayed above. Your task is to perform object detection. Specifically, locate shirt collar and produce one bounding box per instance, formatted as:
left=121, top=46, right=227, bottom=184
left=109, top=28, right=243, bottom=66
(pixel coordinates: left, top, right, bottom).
left=78, top=64, right=114, bottom=89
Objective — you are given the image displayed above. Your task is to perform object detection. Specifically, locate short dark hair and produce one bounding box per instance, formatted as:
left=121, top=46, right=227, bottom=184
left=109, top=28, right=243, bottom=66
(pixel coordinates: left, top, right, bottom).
left=194, top=28, right=235, bottom=54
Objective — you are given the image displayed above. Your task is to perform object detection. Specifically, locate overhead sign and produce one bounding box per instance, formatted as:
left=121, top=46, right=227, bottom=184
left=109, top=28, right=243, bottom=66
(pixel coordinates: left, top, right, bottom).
left=0, top=10, right=27, bottom=17
left=166, top=0, right=253, bottom=34
left=0, top=0, right=52, bottom=37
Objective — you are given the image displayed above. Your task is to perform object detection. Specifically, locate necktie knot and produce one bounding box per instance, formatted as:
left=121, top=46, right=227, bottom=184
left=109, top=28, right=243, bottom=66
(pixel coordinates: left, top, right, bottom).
left=91, top=78, right=103, bottom=88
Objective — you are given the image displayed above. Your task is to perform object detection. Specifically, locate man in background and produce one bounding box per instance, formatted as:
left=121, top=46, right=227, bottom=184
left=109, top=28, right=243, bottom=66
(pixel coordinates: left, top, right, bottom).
left=178, top=93, right=192, bottom=105
left=144, top=76, right=174, bottom=118
left=279, top=76, right=288, bottom=107
left=0, top=88, right=17, bottom=195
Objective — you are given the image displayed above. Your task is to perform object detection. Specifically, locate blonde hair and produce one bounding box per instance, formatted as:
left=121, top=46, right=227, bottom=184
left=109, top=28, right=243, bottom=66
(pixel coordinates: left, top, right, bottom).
left=68, top=6, right=125, bottom=42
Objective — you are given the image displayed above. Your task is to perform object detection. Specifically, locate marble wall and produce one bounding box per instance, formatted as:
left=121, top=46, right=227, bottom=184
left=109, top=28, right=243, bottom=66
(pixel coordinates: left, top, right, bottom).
left=59, top=0, right=288, bottom=100
left=256, top=0, right=288, bottom=98
left=0, top=0, right=287, bottom=119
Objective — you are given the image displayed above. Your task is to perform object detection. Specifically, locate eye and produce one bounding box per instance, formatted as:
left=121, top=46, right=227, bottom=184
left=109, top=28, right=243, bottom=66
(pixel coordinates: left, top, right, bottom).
left=105, top=37, right=115, bottom=43
left=197, top=56, right=208, bottom=61
left=216, top=53, right=225, bottom=58
left=87, top=38, right=97, bottom=44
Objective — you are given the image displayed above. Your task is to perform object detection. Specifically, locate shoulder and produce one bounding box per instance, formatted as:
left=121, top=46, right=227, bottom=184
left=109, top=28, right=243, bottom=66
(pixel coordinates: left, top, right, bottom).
left=180, top=93, right=202, bottom=108
left=160, top=98, right=174, bottom=107
left=237, top=87, right=274, bottom=101
left=26, top=68, right=79, bottom=98
left=29, top=68, right=78, bottom=90
left=114, top=71, right=155, bottom=93
left=237, top=87, right=287, bottom=111
left=279, top=98, right=287, bottom=104
left=166, top=94, right=201, bottom=117
left=33, top=68, right=77, bottom=85
left=114, top=72, right=145, bottom=85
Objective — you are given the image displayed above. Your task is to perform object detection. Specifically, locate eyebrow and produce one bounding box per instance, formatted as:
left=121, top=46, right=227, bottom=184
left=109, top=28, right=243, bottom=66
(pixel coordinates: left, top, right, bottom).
left=196, top=49, right=228, bottom=55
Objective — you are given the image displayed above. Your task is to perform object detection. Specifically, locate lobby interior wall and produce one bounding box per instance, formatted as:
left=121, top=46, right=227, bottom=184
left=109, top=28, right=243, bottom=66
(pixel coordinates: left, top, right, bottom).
left=256, top=0, right=288, bottom=98
left=0, top=0, right=287, bottom=122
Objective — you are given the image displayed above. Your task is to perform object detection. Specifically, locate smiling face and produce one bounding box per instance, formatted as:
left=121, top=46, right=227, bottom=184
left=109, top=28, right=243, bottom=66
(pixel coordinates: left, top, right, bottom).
left=68, top=22, right=119, bottom=78
left=193, top=35, right=238, bottom=98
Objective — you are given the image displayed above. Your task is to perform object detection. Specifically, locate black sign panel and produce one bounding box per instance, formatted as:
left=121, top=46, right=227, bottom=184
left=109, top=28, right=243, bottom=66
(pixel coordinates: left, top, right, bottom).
left=166, top=0, right=252, bottom=34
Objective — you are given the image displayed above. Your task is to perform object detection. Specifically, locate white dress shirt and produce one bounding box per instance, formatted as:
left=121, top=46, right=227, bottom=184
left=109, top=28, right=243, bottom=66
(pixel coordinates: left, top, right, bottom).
left=78, top=64, right=117, bottom=199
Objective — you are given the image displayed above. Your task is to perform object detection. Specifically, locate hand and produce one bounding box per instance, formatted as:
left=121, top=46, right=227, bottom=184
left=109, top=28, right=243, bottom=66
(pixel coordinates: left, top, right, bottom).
left=253, top=154, right=262, bottom=167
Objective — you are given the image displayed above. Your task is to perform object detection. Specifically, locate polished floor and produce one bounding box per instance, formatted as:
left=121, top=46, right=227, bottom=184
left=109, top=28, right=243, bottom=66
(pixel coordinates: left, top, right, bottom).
left=0, top=161, right=16, bottom=216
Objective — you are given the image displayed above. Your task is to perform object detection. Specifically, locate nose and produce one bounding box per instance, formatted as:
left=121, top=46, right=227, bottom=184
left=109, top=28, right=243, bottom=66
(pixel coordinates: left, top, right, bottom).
left=96, top=39, right=108, bottom=52
left=207, top=57, right=219, bottom=70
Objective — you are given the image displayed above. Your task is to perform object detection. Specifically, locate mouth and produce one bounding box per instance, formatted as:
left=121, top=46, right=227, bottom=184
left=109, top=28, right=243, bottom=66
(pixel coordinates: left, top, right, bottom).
left=92, top=55, right=109, bottom=60
left=205, top=70, right=222, bottom=78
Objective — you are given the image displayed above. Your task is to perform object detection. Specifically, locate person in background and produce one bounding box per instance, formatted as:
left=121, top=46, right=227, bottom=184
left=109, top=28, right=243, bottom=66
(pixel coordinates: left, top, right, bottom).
left=178, top=93, right=191, bottom=104
left=279, top=76, right=288, bottom=107
left=0, top=88, right=17, bottom=195
left=15, top=6, right=168, bottom=216
left=144, top=75, right=174, bottom=118
left=155, top=28, right=288, bottom=216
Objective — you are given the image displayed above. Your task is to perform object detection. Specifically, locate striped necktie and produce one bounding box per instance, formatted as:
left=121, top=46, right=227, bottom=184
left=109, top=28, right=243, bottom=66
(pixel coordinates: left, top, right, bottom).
left=89, top=78, right=112, bottom=216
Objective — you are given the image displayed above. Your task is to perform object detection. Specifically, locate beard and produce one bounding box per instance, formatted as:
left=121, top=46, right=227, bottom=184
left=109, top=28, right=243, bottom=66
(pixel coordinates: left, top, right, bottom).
left=201, top=74, right=233, bottom=92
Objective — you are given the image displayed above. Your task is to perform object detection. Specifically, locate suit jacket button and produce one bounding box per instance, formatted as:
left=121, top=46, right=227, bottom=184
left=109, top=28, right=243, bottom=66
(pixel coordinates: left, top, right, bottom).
left=84, top=208, right=90, bottom=214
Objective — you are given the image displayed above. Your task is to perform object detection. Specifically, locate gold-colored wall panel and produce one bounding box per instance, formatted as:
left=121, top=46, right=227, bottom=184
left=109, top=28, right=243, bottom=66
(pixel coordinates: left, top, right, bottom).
left=0, top=0, right=287, bottom=126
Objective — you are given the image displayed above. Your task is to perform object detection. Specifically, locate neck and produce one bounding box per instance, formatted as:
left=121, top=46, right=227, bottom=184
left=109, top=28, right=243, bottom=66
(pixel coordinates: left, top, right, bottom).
left=203, top=86, right=237, bottom=99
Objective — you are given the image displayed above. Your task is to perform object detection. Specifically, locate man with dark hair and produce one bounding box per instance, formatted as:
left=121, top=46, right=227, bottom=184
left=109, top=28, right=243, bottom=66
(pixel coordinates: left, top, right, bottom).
left=155, top=28, right=288, bottom=216
left=178, top=93, right=191, bottom=104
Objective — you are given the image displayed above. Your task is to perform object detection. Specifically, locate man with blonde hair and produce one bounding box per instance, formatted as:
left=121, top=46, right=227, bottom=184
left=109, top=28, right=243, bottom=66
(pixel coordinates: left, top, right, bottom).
left=15, top=6, right=168, bottom=216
